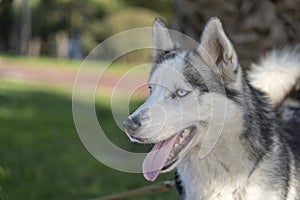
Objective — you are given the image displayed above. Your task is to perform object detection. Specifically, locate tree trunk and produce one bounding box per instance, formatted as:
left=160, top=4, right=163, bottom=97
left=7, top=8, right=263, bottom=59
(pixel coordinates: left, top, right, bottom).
left=0, top=0, right=14, bottom=52
left=20, top=0, right=31, bottom=56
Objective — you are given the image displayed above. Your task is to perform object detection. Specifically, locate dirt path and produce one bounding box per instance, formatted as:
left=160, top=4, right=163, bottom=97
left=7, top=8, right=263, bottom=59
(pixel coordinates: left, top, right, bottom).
left=0, top=61, right=149, bottom=97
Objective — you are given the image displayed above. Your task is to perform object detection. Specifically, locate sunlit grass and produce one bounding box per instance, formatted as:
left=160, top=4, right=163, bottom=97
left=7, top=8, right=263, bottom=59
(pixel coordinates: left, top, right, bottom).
left=0, top=54, right=150, bottom=75
left=0, top=54, right=82, bottom=69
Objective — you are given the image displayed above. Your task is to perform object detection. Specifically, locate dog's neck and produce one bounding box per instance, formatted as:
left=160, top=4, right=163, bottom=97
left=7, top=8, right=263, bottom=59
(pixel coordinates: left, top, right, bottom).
left=177, top=148, right=255, bottom=200
left=177, top=136, right=255, bottom=199
left=176, top=98, right=256, bottom=200
left=176, top=82, right=278, bottom=200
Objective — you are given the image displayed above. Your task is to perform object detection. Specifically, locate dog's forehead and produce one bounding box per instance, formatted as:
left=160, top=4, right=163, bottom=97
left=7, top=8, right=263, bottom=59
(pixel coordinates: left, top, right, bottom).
left=150, top=51, right=188, bottom=87
left=149, top=50, right=209, bottom=89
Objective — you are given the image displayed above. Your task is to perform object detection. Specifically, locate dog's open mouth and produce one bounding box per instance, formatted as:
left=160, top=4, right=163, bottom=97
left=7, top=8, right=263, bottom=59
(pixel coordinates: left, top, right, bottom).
left=142, top=126, right=196, bottom=182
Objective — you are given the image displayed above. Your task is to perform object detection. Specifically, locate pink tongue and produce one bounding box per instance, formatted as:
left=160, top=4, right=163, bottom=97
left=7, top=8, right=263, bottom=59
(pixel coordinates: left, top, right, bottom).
left=142, top=134, right=179, bottom=182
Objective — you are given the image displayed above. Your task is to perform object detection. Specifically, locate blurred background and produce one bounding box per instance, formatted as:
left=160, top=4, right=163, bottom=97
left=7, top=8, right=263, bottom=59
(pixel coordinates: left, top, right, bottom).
left=0, top=0, right=299, bottom=199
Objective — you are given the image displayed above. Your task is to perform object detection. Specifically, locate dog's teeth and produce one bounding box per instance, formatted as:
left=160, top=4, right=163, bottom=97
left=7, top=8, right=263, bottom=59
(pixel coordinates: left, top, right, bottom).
left=179, top=137, right=184, bottom=143
left=182, top=129, right=190, bottom=137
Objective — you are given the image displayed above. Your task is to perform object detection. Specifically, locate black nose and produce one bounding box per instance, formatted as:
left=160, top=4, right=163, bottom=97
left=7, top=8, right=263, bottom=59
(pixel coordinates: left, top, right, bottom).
left=123, top=117, right=140, bottom=134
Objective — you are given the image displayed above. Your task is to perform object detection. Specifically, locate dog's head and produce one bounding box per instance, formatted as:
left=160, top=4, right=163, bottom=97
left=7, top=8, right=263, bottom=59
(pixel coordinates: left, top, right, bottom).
left=123, top=17, right=242, bottom=181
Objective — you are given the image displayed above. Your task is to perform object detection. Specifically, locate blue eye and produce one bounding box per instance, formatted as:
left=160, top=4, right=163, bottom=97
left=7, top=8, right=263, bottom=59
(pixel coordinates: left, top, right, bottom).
left=176, top=89, right=189, bottom=97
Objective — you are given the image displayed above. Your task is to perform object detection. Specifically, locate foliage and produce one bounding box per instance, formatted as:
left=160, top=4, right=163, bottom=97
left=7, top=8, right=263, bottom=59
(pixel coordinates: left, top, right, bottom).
left=0, top=0, right=14, bottom=52
left=0, top=0, right=173, bottom=57
left=119, top=0, right=173, bottom=20
left=81, top=7, right=163, bottom=59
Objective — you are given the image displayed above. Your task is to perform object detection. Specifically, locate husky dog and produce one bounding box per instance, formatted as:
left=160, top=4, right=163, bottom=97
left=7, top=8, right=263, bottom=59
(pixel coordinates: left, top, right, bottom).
left=123, top=17, right=300, bottom=200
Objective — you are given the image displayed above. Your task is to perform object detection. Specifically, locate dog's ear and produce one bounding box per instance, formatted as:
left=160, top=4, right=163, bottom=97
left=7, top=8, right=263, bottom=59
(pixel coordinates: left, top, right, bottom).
left=198, top=17, right=238, bottom=82
left=152, top=18, right=175, bottom=63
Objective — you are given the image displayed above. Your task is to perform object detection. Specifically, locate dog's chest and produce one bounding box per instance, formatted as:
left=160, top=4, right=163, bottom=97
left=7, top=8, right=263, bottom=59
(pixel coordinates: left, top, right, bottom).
left=176, top=166, right=281, bottom=200
left=176, top=154, right=282, bottom=200
left=176, top=157, right=239, bottom=200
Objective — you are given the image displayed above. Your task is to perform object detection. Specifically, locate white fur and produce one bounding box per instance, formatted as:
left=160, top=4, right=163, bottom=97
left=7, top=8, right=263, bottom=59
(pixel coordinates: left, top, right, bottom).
left=152, top=18, right=175, bottom=62
left=177, top=95, right=255, bottom=200
left=286, top=150, right=297, bottom=200
left=129, top=51, right=205, bottom=144
left=127, top=17, right=300, bottom=200
left=249, top=47, right=300, bottom=106
left=177, top=114, right=284, bottom=200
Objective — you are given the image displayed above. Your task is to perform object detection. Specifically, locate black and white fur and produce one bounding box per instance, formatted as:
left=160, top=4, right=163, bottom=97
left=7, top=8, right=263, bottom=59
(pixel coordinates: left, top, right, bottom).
left=124, top=17, right=300, bottom=200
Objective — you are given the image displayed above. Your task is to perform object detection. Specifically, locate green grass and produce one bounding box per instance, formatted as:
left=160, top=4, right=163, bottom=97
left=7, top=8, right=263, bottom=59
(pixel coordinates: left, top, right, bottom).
left=0, top=54, right=150, bottom=75
left=0, top=80, right=178, bottom=200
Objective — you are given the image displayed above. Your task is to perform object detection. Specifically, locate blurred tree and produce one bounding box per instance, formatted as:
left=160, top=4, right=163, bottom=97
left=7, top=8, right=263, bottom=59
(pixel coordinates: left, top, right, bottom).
left=20, top=0, right=31, bottom=55
left=0, top=0, right=14, bottom=52
left=119, top=0, right=173, bottom=20
left=31, top=0, right=72, bottom=56
left=172, top=0, right=300, bottom=66
left=87, top=7, right=162, bottom=62
left=0, top=0, right=173, bottom=58
left=30, top=0, right=122, bottom=57
left=9, top=0, right=32, bottom=55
